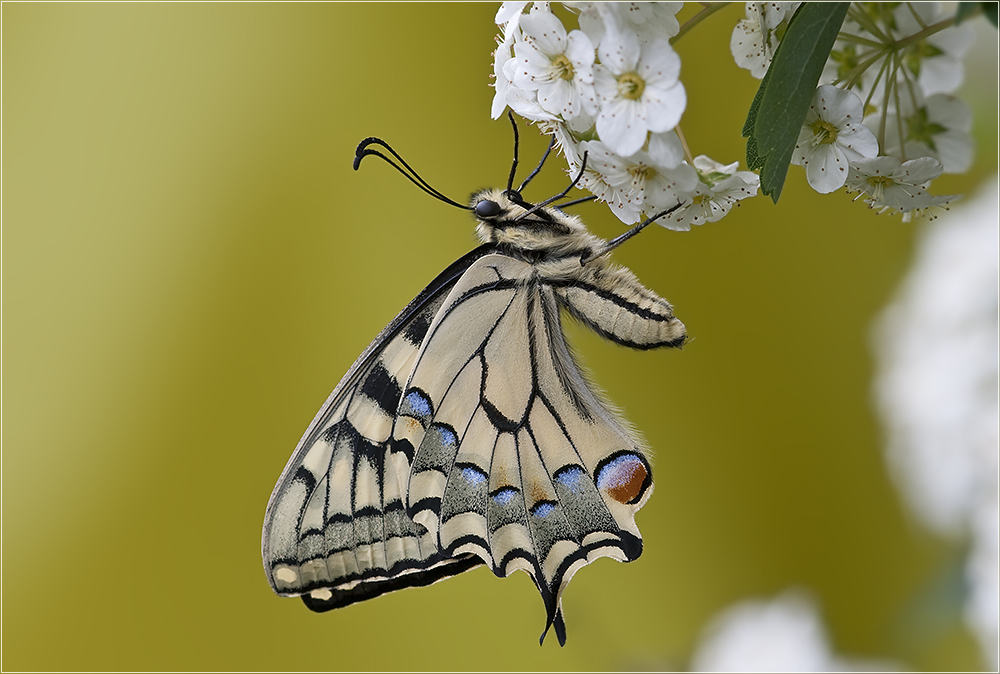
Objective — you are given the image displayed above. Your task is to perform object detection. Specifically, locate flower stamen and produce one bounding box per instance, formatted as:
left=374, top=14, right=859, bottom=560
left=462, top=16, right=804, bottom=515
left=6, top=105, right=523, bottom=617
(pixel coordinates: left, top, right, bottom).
left=551, top=53, right=576, bottom=81
left=616, top=72, right=646, bottom=100
left=809, top=118, right=840, bottom=146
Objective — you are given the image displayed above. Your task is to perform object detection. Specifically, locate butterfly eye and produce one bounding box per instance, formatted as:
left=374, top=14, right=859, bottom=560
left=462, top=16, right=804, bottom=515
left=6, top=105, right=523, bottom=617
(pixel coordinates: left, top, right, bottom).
left=475, top=200, right=502, bottom=218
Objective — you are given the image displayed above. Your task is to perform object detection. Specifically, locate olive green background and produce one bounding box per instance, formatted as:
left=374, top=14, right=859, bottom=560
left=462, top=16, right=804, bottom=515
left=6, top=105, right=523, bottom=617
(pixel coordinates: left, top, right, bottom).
left=4, top=3, right=996, bottom=671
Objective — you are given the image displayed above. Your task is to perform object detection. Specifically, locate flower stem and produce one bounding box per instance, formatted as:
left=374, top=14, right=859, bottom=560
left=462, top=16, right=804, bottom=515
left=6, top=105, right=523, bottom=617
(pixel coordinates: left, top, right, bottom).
left=672, top=3, right=729, bottom=45
left=674, top=125, right=695, bottom=167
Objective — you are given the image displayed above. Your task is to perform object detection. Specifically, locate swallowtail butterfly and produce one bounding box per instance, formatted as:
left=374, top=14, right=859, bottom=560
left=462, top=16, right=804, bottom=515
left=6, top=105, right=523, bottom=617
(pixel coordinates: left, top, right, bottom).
left=262, top=117, right=686, bottom=645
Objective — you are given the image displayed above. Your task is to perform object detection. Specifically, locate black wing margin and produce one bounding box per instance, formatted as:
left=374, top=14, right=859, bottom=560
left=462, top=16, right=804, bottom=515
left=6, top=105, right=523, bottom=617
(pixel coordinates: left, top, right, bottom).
left=261, top=243, right=496, bottom=608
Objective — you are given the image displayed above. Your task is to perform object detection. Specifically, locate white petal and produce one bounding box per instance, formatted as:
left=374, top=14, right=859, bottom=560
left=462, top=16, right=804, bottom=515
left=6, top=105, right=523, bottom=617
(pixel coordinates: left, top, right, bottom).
left=538, top=80, right=578, bottom=118
left=895, top=157, right=945, bottom=185
left=806, top=146, right=849, bottom=193
left=598, top=24, right=640, bottom=74
left=496, top=2, right=528, bottom=25
left=836, top=123, right=879, bottom=162
left=592, top=64, right=619, bottom=103
left=930, top=131, right=974, bottom=174
left=564, top=30, right=596, bottom=80
left=597, top=98, right=646, bottom=157
left=638, top=39, right=681, bottom=88
left=642, top=80, right=686, bottom=133
left=648, top=131, right=684, bottom=169
left=928, top=94, right=973, bottom=133
left=520, top=11, right=568, bottom=56
left=814, top=84, right=864, bottom=127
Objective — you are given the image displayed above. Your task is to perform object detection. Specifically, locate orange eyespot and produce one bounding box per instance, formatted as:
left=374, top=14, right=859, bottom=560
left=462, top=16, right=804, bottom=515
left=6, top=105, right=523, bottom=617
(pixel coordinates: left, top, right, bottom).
left=596, top=452, right=650, bottom=505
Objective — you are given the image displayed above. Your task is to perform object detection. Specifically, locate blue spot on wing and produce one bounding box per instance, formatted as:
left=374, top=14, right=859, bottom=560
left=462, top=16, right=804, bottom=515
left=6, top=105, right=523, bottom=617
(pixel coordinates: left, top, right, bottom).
left=530, top=501, right=556, bottom=518
left=554, top=465, right=586, bottom=492
left=434, top=424, right=458, bottom=448
left=491, top=487, right=518, bottom=505
left=404, top=389, right=433, bottom=419
left=460, top=465, right=488, bottom=485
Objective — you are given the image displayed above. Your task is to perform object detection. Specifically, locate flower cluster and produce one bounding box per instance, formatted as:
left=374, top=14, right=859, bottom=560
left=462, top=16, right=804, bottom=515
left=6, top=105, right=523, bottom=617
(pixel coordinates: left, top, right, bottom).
left=493, top=2, right=980, bottom=229
left=492, top=2, right=759, bottom=229
left=732, top=1, right=973, bottom=218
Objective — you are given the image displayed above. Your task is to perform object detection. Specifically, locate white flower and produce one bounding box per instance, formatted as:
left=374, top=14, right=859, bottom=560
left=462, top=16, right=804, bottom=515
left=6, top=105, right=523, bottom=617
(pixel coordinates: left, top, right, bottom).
left=504, top=61, right=560, bottom=123
left=578, top=2, right=683, bottom=49
left=873, top=180, right=999, bottom=668
left=586, top=140, right=698, bottom=212
left=490, top=2, right=529, bottom=119
left=574, top=140, right=644, bottom=224
left=495, top=1, right=529, bottom=27
left=880, top=94, right=974, bottom=174
left=845, top=156, right=954, bottom=214
left=690, top=590, right=904, bottom=671
left=823, top=3, right=973, bottom=108
left=513, top=11, right=597, bottom=121
left=593, top=28, right=686, bottom=157
left=730, top=2, right=798, bottom=79
left=792, top=85, right=878, bottom=193
left=658, top=156, right=759, bottom=231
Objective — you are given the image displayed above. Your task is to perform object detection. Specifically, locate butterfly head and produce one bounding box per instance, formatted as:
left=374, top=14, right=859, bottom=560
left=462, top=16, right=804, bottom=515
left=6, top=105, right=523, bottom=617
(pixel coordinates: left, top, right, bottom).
left=471, top=188, right=600, bottom=259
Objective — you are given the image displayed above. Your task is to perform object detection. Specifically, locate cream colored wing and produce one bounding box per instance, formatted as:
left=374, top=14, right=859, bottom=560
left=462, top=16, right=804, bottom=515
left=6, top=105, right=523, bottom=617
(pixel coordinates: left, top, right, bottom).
left=393, top=254, right=657, bottom=646
left=261, top=246, right=495, bottom=610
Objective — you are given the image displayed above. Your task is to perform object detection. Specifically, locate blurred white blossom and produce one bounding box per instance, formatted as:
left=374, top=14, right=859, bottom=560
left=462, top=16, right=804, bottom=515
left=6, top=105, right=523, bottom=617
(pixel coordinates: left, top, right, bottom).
left=878, top=94, right=975, bottom=175
left=873, top=178, right=999, bottom=669
left=690, top=590, right=902, bottom=671
left=892, top=2, right=974, bottom=97
left=576, top=2, right=682, bottom=48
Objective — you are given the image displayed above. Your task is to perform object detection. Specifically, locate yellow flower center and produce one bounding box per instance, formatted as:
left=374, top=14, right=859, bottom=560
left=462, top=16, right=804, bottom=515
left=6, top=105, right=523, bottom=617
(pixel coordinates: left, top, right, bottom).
left=617, top=72, right=646, bottom=100
left=809, top=118, right=839, bottom=145
left=866, top=175, right=890, bottom=201
left=628, top=164, right=655, bottom=182
left=552, top=54, right=575, bottom=81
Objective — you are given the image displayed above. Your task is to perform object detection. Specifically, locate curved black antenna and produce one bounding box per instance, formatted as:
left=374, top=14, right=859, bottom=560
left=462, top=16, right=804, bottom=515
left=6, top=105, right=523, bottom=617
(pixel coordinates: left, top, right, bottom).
left=354, top=137, right=469, bottom=210
left=557, top=194, right=597, bottom=208
left=580, top=201, right=685, bottom=264
left=515, top=151, right=590, bottom=220
left=517, top=136, right=557, bottom=194
left=505, top=111, right=520, bottom=195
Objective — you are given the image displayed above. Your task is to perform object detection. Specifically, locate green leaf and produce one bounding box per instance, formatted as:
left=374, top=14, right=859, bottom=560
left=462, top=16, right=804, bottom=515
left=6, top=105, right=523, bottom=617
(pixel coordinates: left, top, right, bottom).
left=743, top=66, right=771, bottom=171
left=743, top=3, right=850, bottom=202
left=964, top=1, right=1000, bottom=27
left=986, top=2, right=1000, bottom=27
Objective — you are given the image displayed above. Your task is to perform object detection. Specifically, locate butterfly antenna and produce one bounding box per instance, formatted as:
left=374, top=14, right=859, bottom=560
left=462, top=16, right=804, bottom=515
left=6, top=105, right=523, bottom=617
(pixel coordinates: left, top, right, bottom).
left=516, top=135, right=557, bottom=193
left=354, top=138, right=469, bottom=210
left=558, top=194, right=597, bottom=208
left=581, top=201, right=685, bottom=264
left=505, top=111, right=520, bottom=195
left=515, top=151, right=590, bottom=221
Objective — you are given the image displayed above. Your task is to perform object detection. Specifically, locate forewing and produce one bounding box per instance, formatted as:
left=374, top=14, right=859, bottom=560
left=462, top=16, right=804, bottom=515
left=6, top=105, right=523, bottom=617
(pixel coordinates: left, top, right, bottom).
left=393, top=254, right=654, bottom=645
left=262, top=245, right=495, bottom=609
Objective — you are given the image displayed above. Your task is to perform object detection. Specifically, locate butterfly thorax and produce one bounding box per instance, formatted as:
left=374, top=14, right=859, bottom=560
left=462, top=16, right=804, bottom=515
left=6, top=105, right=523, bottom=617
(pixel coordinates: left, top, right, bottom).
left=470, top=188, right=613, bottom=280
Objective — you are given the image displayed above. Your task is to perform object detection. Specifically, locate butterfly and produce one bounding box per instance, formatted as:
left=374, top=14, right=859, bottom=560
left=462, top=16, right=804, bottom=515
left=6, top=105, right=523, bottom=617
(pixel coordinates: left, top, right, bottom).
left=261, top=116, right=686, bottom=646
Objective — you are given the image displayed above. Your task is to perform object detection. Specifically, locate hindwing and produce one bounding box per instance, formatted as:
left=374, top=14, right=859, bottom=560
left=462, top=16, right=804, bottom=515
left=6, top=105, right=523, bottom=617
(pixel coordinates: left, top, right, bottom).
left=263, top=250, right=661, bottom=646
left=390, top=254, right=654, bottom=645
